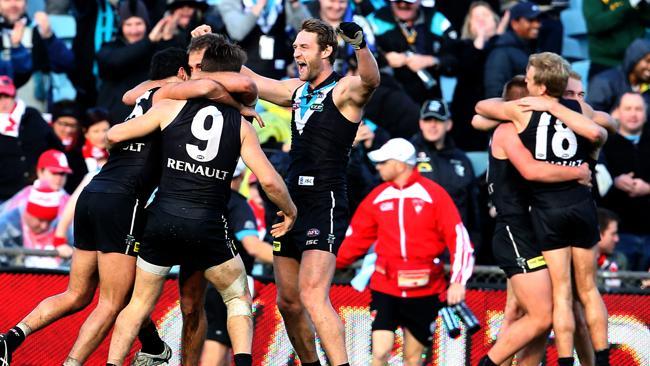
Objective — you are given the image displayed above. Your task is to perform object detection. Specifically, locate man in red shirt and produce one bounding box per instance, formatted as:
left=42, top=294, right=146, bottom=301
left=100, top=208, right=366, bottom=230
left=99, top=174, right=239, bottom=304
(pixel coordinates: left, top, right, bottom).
left=336, top=138, right=474, bottom=366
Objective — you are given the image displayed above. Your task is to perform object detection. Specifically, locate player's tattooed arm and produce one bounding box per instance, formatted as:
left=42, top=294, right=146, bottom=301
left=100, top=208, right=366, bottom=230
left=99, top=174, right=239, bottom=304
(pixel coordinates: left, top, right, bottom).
left=123, top=79, right=167, bottom=105
left=494, top=123, right=592, bottom=186
left=239, top=120, right=297, bottom=237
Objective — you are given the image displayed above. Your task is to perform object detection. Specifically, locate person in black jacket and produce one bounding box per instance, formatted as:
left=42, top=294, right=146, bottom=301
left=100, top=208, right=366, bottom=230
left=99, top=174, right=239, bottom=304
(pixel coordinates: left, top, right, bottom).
left=450, top=1, right=501, bottom=151
left=0, top=75, right=62, bottom=201
left=368, top=0, right=458, bottom=104
left=0, top=1, right=75, bottom=89
left=601, top=92, right=650, bottom=271
left=410, top=98, right=480, bottom=243
left=96, top=0, right=180, bottom=123
left=483, top=1, right=541, bottom=97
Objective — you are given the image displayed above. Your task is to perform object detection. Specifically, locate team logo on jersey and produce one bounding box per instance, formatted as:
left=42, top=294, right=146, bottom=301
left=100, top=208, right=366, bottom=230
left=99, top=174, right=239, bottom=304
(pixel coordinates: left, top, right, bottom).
left=412, top=199, right=425, bottom=214
left=416, top=152, right=430, bottom=163
left=379, top=201, right=394, bottom=211
left=292, top=102, right=300, bottom=110
left=310, top=103, right=323, bottom=111
left=307, top=228, right=320, bottom=238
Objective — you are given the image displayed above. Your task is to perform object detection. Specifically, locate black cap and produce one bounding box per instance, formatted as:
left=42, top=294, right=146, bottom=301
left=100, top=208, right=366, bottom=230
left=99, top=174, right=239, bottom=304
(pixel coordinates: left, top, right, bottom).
left=420, top=99, right=451, bottom=121
left=510, top=1, right=541, bottom=20
left=166, top=0, right=210, bottom=11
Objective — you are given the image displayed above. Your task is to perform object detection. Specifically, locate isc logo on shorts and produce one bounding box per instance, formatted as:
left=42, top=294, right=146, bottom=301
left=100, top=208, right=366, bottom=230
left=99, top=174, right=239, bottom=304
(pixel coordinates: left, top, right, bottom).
left=133, top=241, right=140, bottom=253
left=273, top=241, right=281, bottom=252
left=298, top=176, right=314, bottom=186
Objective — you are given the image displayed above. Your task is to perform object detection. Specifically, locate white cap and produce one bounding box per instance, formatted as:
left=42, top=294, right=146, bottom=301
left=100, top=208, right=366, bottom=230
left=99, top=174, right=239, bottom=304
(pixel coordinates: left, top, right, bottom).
left=367, top=138, right=417, bottom=165
left=233, top=158, right=246, bottom=178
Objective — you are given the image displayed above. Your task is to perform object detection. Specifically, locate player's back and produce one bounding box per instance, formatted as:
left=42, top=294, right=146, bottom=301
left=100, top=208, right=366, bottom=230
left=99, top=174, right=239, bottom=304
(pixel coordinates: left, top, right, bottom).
left=85, top=88, right=162, bottom=201
left=487, top=152, right=531, bottom=220
left=155, top=98, right=242, bottom=219
left=518, top=98, right=593, bottom=207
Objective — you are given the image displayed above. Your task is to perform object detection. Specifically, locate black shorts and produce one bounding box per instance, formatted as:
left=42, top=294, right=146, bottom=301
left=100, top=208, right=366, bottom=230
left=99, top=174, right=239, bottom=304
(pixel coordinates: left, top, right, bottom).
left=273, top=190, right=349, bottom=259
left=369, top=290, right=444, bottom=346
left=531, top=198, right=600, bottom=251
left=205, top=285, right=231, bottom=346
left=138, top=207, right=238, bottom=271
left=492, top=218, right=547, bottom=278
left=73, top=190, right=144, bottom=256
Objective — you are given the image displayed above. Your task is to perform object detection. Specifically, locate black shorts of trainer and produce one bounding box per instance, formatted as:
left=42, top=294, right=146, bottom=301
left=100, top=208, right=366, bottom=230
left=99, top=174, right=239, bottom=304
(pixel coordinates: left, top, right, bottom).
left=492, top=217, right=547, bottom=278
left=531, top=198, right=600, bottom=252
left=138, top=207, right=238, bottom=271
left=74, top=190, right=144, bottom=256
left=273, top=190, right=349, bottom=260
left=370, top=290, right=444, bottom=346
left=205, top=284, right=231, bottom=346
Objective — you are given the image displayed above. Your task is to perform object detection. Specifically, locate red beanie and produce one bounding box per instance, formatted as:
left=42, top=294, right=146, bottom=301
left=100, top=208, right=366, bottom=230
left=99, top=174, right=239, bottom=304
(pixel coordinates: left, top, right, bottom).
left=25, top=182, right=63, bottom=221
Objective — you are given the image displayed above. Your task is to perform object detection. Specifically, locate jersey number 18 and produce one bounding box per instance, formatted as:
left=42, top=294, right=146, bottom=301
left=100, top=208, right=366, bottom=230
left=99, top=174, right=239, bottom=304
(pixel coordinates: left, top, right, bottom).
left=534, top=112, right=578, bottom=160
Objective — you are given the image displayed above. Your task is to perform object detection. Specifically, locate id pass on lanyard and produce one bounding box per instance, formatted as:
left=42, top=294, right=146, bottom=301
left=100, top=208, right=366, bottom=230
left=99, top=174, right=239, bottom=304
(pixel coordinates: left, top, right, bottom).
left=259, top=35, right=275, bottom=60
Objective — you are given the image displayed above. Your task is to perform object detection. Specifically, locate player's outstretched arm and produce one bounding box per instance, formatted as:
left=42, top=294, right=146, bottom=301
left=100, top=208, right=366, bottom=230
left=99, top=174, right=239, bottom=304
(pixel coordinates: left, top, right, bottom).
left=335, top=22, right=380, bottom=108
left=204, top=72, right=258, bottom=106
left=517, top=97, right=608, bottom=146
left=157, top=79, right=264, bottom=127
left=475, top=98, right=523, bottom=129
left=107, top=100, right=173, bottom=144
left=123, top=79, right=167, bottom=105
left=495, top=123, right=591, bottom=185
left=239, top=120, right=297, bottom=237
left=240, top=66, right=302, bottom=107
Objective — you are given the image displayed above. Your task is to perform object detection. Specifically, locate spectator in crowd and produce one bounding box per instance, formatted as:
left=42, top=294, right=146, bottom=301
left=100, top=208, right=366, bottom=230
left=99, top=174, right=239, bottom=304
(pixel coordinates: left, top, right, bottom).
left=0, top=149, right=72, bottom=217
left=0, top=0, right=75, bottom=88
left=336, top=138, right=474, bottom=366
left=435, top=0, right=501, bottom=33
left=346, top=120, right=388, bottom=212
left=483, top=1, right=541, bottom=97
left=369, top=0, right=458, bottom=104
left=346, top=57, right=420, bottom=139
left=601, top=92, right=650, bottom=271
left=96, top=0, right=180, bottom=123
left=310, top=0, right=376, bottom=74
left=70, top=0, right=119, bottom=111
left=166, top=0, right=218, bottom=45
left=215, top=0, right=310, bottom=79
left=81, top=107, right=110, bottom=173
left=583, top=0, right=650, bottom=80
left=0, top=75, right=62, bottom=203
left=49, top=100, right=87, bottom=192
left=596, top=208, right=627, bottom=274
left=587, top=38, right=650, bottom=120
left=451, top=1, right=502, bottom=151
left=411, top=99, right=480, bottom=243
left=0, top=180, right=72, bottom=268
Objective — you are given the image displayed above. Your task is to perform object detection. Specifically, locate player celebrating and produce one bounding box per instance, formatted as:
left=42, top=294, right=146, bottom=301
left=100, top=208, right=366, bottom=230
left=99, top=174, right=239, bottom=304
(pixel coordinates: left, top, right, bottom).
left=475, top=52, right=610, bottom=366
left=104, top=42, right=296, bottom=366
left=233, top=18, right=380, bottom=366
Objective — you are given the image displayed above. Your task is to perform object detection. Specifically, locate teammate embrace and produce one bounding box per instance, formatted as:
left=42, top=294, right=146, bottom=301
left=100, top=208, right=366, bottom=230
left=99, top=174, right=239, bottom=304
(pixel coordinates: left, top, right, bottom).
left=475, top=53, right=612, bottom=366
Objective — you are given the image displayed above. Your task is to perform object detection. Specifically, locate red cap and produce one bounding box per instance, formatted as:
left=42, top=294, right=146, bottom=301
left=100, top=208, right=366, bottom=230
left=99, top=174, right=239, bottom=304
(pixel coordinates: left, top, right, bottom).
left=37, top=149, right=73, bottom=174
left=26, top=182, right=63, bottom=221
left=0, top=75, right=16, bottom=97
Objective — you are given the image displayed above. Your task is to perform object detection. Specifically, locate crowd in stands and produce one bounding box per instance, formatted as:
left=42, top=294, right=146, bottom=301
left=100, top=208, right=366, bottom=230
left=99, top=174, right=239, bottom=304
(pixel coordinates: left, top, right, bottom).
left=0, top=0, right=649, bottom=281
